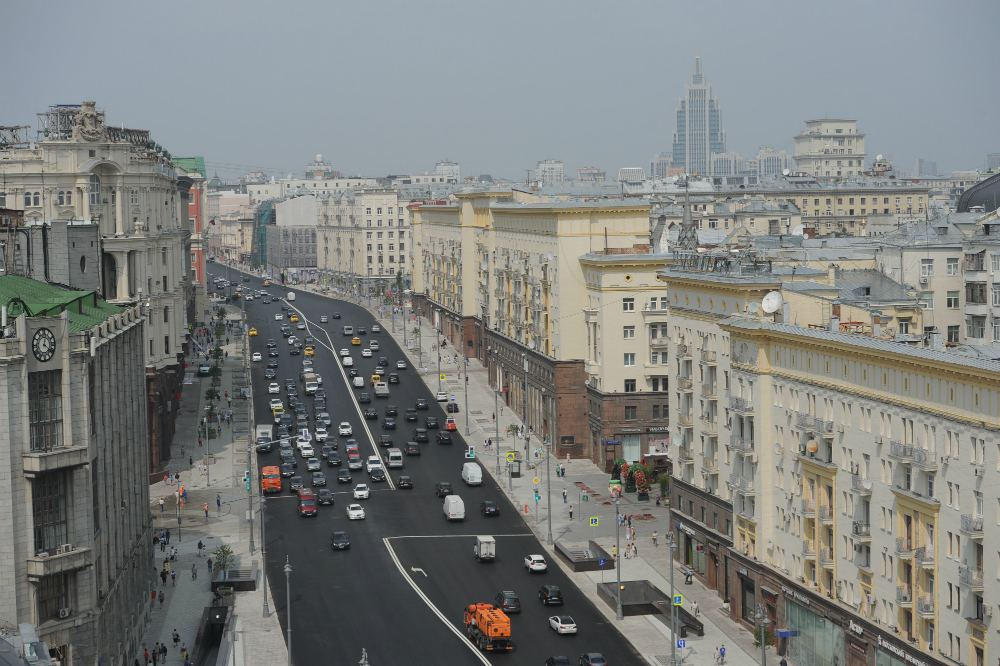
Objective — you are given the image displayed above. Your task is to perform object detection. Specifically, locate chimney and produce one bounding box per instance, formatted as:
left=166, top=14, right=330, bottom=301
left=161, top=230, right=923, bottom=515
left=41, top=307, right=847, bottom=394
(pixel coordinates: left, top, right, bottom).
left=827, top=263, right=837, bottom=285
left=829, top=316, right=840, bottom=332
left=781, top=302, right=790, bottom=324
left=929, top=330, right=944, bottom=352
left=872, top=312, right=881, bottom=337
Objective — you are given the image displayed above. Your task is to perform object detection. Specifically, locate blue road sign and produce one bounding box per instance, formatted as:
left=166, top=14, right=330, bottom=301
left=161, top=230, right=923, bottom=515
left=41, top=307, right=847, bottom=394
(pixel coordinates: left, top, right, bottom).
left=676, top=639, right=686, bottom=649
left=589, top=517, right=599, bottom=527
left=598, top=558, right=607, bottom=567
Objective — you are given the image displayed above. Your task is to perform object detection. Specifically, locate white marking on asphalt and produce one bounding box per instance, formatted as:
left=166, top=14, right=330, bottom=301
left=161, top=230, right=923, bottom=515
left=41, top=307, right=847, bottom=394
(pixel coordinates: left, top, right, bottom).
left=383, top=538, right=491, bottom=665
left=388, top=533, right=534, bottom=539
left=410, top=566, right=427, bottom=577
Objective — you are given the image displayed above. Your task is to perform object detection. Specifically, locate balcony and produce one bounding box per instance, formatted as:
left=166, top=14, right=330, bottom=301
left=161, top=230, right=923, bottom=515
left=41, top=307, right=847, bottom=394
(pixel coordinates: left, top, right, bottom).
left=649, top=337, right=670, bottom=348
left=959, top=565, right=984, bottom=591
left=700, top=350, right=717, bottom=364
left=895, top=585, right=913, bottom=607
left=916, top=596, right=935, bottom=616
left=729, top=397, right=754, bottom=414
left=914, top=547, right=935, bottom=568
left=729, top=473, right=755, bottom=494
left=676, top=344, right=691, bottom=359
left=818, top=547, right=834, bottom=568
left=26, top=546, right=94, bottom=581
left=796, top=449, right=838, bottom=470
left=22, top=446, right=90, bottom=477
left=677, top=377, right=693, bottom=391
left=730, top=435, right=754, bottom=454
left=852, top=521, right=871, bottom=541
left=887, top=441, right=913, bottom=461
left=796, top=412, right=834, bottom=436
left=802, top=540, right=816, bottom=557
left=677, top=413, right=693, bottom=427
left=960, top=514, right=984, bottom=538
left=801, top=499, right=816, bottom=516
left=700, top=417, right=718, bottom=434
left=701, top=383, right=717, bottom=397
left=850, top=474, right=873, bottom=495
left=702, top=457, right=718, bottom=473
left=895, top=537, right=914, bottom=558
left=677, top=448, right=694, bottom=462
left=965, top=302, right=989, bottom=317
left=911, top=448, right=937, bottom=470
left=818, top=505, right=834, bottom=523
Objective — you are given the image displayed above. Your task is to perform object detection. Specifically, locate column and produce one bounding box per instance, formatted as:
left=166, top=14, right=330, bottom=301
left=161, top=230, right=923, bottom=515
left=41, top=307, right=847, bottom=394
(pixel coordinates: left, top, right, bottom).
left=115, top=181, right=125, bottom=235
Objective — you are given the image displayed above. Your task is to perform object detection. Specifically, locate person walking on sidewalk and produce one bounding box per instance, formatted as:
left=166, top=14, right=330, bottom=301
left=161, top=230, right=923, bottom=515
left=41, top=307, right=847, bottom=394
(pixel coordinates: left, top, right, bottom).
left=204, top=503, right=209, bottom=520
left=216, top=494, right=221, bottom=511
left=719, top=644, right=726, bottom=664
left=160, top=569, right=167, bottom=586
left=151, top=644, right=158, bottom=666
left=562, top=487, right=567, bottom=503
left=714, top=646, right=720, bottom=665
left=159, top=498, right=164, bottom=513
left=568, top=505, right=573, bottom=520
left=170, top=570, right=176, bottom=587
left=207, top=559, right=213, bottom=574
left=652, top=530, right=658, bottom=547
left=172, top=630, right=180, bottom=649
left=197, top=540, right=203, bottom=556
left=180, top=645, right=187, bottom=664
left=158, top=643, right=166, bottom=662
left=191, top=563, right=197, bottom=579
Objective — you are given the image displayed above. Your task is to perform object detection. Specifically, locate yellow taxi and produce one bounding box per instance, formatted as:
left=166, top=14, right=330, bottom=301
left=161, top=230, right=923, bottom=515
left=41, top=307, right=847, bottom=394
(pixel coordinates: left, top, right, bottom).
left=304, top=346, right=315, bottom=356
left=351, top=336, right=362, bottom=345
left=272, top=405, right=285, bottom=418
left=370, top=374, right=380, bottom=385
left=289, top=314, right=299, bottom=323
left=248, top=327, right=257, bottom=336
left=263, top=280, right=271, bottom=286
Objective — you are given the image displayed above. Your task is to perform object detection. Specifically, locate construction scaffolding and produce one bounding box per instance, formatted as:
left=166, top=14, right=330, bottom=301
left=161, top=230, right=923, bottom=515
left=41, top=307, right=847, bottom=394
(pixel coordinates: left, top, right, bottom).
left=0, top=126, right=30, bottom=150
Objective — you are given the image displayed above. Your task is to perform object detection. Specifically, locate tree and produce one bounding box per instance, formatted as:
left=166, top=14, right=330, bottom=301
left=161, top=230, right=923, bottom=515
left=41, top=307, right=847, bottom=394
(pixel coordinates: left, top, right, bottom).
left=753, top=622, right=776, bottom=649
left=205, top=388, right=219, bottom=403
left=505, top=423, right=520, bottom=440
left=658, top=474, right=670, bottom=502
left=213, top=543, right=236, bottom=579
left=216, top=306, right=228, bottom=321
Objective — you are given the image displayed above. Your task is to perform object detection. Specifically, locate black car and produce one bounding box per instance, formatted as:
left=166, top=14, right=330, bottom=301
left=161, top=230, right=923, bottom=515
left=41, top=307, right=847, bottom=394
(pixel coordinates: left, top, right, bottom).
left=364, top=408, right=378, bottom=420
left=317, top=412, right=332, bottom=427
left=494, top=590, right=520, bottom=613
left=286, top=386, right=298, bottom=397
left=579, top=654, right=607, bottom=666
left=268, top=349, right=279, bottom=357
left=436, top=432, right=453, bottom=445
left=425, top=416, right=439, bottom=429
left=378, top=434, right=393, bottom=447
left=280, top=463, right=295, bottom=477
left=378, top=356, right=388, bottom=366
left=320, top=445, right=334, bottom=459
left=312, top=471, right=327, bottom=487
left=413, top=428, right=429, bottom=443
left=415, top=399, right=429, bottom=410
left=333, top=312, right=342, bottom=319
left=404, top=408, right=418, bottom=421
left=435, top=482, right=453, bottom=497
left=446, top=403, right=460, bottom=413
left=544, top=659, right=571, bottom=666
left=330, top=531, right=350, bottom=549
left=382, top=418, right=396, bottom=430
left=278, top=414, right=293, bottom=430
left=481, top=501, right=500, bottom=516
left=317, top=489, right=334, bottom=505
left=314, top=388, right=326, bottom=399
left=348, top=368, right=360, bottom=378
left=289, top=476, right=304, bottom=492
left=337, top=469, right=352, bottom=483
left=385, top=405, right=398, bottom=416
left=280, top=452, right=297, bottom=468
left=357, top=326, right=367, bottom=334
left=304, top=336, right=315, bottom=346
left=370, top=467, right=386, bottom=482
left=539, top=585, right=564, bottom=605
left=295, top=416, right=308, bottom=430
left=267, top=359, right=279, bottom=368
left=264, top=368, right=276, bottom=379
left=243, top=276, right=250, bottom=282
left=314, top=398, right=327, bottom=411
left=327, top=452, right=341, bottom=467
left=388, top=373, right=400, bottom=384
left=358, top=393, right=371, bottom=403
left=405, top=442, right=421, bottom=456
left=285, top=378, right=296, bottom=388
left=267, top=339, right=277, bottom=347
left=398, top=475, right=413, bottom=488
left=281, top=329, right=291, bottom=338
left=289, top=346, right=301, bottom=355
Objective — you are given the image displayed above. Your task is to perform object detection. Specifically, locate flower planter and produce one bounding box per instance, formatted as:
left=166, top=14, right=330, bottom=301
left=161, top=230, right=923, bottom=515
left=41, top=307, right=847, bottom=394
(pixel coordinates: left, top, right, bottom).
left=637, top=493, right=649, bottom=501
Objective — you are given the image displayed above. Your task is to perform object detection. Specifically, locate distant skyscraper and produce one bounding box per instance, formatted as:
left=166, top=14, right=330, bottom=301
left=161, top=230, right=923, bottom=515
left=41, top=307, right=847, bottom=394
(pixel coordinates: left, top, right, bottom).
left=914, top=159, right=937, bottom=176
left=988, top=153, right=1000, bottom=171
left=671, top=53, right=726, bottom=176
left=535, top=159, right=564, bottom=186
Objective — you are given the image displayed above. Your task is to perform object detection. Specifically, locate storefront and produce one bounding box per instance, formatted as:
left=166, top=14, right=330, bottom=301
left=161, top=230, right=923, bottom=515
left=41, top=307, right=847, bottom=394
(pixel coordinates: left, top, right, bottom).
left=728, top=551, right=762, bottom=627
left=673, top=515, right=731, bottom=599
left=784, top=597, right=846, bottom=666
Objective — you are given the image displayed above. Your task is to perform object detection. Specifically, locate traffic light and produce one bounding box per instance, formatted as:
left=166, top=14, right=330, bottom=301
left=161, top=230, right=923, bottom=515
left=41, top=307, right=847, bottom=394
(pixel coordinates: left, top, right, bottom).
left=534, top=488, right=540, bottom=501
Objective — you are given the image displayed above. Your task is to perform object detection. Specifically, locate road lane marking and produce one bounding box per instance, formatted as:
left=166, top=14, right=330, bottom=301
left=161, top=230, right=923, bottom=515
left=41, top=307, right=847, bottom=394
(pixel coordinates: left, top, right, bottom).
left=410, top=567, right=427, bottom=577
left=284, top=300, right=394, bottom=490
left=382, top=537, right=491, bottom=665
left=386, top=533, right=534, bottom=539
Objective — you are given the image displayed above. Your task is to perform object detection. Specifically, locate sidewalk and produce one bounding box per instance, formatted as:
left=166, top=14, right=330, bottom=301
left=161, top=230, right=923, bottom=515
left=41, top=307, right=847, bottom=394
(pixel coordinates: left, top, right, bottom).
left=301, top=284, right=766, bottom=666
left=138, top=303, right=286, bottom=666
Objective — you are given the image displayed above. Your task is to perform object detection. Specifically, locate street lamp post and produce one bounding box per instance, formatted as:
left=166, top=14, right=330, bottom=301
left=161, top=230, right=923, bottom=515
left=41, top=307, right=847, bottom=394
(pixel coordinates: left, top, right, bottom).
left=260, top=496, right=269, bottom=616
left=522, top=352, right=528, bottom=460
left=284, top=557, right=292, bottom=666
left=755, top=604, right=771, bottom=666
left=668, top=531, right=679, bottom=666
left=542, top=389, right=552, bottom=546
left=437, top=327, right=442, bottom=392
left=463, top=355, right=470, bottom=435
left=615, top=499, right=623, bottom=621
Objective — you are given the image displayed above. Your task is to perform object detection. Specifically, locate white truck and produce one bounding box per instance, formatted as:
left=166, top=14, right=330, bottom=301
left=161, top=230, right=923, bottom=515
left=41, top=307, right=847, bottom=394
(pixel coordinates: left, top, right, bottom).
left=374, top=382, right=389, bottom=398
left=303, top=373, right=318, bottom=395
left=443, top=495, right=465, bottom=521
left=287, top=292, right=295, bottom=301
left=462, top=462, right=483, bottom=486
left=473, top=535, right=496, bottom=562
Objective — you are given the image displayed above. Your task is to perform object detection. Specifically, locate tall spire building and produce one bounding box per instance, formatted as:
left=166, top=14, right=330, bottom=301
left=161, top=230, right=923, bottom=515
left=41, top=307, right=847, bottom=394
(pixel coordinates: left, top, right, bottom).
left=671, top=53, right=726, bottom=176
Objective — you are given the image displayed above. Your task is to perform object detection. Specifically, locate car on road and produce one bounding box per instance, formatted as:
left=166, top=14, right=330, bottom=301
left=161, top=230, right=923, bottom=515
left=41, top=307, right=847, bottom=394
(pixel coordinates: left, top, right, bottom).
left=289, top=476, right=304, bottom=493
left=340, top=348, right=351, bottom=357
left=289, top=346, right=301, bottom=355
left=320, top=315, right=329, bottom=323
left=369, top=466, right=385, bottom=482
left=382, top=417, right=396, bottom=430
left=372, top=366, right=385, bottom=376
left=495, top=591, right=521, bottom=614
left=404, top=442, right=421, bottom=456
left=320, top=445, right=334, bottom=459
left=266, top=338, right=277, bottom=347
left=300, top=444, right=315, bottom=458
left=347, top=503, right=366, bottom=520
left=544, top=658, right=571, bottom=666
left=415, top=399, right=428, bottom=410
left=371, top=325, right=380, bottom=333
left=326, top=451, right=341, bottom=467
left=264, top=368, right=276, bottom=379
left=481, top=501, right=500, bottom=516
left=365, top=456, right=381, bottom=473
left=317, top=489, right=334, bottom=505
left=378, top=356, right=388, bottom=367
left=312, top=471, right=327, bottom=486
left=289, top=314, right=299, bottom=323
left=333, top=312, right=341, bottom=319
left=548, top=616, right=577, bottom=635
left=388, top=373, right=400, bottom=384
left=361, top=348, right=372, bottom=357
left=364, top=408, right=378, bottom=420
left=524, top=555, right=548, bottom=573
left=269, top=398, right=284, bottom=410
left=397, top=475, right=413, bottom=488
left=412, top=428, right=428, bottom=443
left=268, top=349, right=280, bottom=357
left=280, top=463, right=295, bottom=478
left=267, top=359, right=279, bottom=368
left=315, top=427, right=328, bottom=443
left=353, top=484, right=370, bottom=499
left=317, top=412, right=332, bottom=427
left=404, top=408, right=418, bottom=421
left=425, top=417, right=438, bottom=429
left=347, top=454, right=362, bottom=470
left=338, top=422, right=353, bottom=436
left=268, top=382, right=280, bottom=393
left=539, top=585, right=563, bottom=605
left=445, top=417, right=457, bottom=431
left=274, top=313, right=283, bottom=321
left=377, top=434, right=393, bottom=447
left=434, top=482, right=453, bottom=497
left=369, top=340, right=380, bottom=351
left=579, top=654, right=607, bottom=666
left=337, top=469, right=352, bottom=483
left=358, top=392, right=371, bottom=403
left=330, top=531, right=349, bottom=549
left=358, top=326, right=367, bottom=335
left=306, top=457, right=321, bottom=471
left=351, top=336, right=361, bottom=345
left=384, top=404, right=398, bottom=416
left=396, top=360, right=407, bottom=369
left=297, top=322, right=306, bottom=330
left=436, top=432, right=453, bottom=445
left=435, top=391, right=448, bottom=402
left=249, top=327, right=257, bottom=336
left=446, top=402, right=460, bottom=413
left=198, top=363, right=211, bottom=376
left=304, top=346, right=314, bottom=356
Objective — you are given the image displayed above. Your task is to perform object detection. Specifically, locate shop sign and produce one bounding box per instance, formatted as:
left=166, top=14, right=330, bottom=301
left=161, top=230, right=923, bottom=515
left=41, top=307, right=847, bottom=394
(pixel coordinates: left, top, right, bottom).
left=849, top=640, right=867, bottom=654
left=620, top=427, right=641, bottom=433
left=876, top=635, right=932, bottom=666
left=647, top=426, right=671, bottom=433
left=708, top=541, right=719, bottom=550
left=678, top=523, right=697, bottom=537
left=781, top=585, right=811, bottom=606
left=763, top=590, right=778, bottom=604
left=848, top=620, right=864, bottom=636
left=739, top=567, right=749, bottom=576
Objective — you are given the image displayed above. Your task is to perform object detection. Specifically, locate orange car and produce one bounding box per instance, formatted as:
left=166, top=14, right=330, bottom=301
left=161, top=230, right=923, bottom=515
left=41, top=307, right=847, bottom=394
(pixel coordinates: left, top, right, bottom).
left=445, top=417, right=457, bottom=431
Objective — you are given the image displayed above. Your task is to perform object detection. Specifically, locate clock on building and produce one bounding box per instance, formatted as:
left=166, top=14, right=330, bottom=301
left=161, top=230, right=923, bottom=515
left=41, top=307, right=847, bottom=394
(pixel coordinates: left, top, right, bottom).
left=32, top=327, right=56, bottom=363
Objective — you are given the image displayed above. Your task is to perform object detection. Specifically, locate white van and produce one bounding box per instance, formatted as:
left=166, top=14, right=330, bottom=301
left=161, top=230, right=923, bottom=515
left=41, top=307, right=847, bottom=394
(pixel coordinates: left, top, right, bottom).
left=386, top=448, right=403, bottom=468
left=353, top=376, right=365, bottom=388
left=287, top=292, right=295, bottom=301
left=343, top=326, right=354, bottom=336
left=443, top=495, right=466, bottom=521
left=461, top=462, right=482, bottom=486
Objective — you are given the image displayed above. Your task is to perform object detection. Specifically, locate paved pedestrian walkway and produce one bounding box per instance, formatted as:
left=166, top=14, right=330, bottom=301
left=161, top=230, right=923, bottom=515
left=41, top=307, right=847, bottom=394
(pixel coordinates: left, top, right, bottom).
left=138, top=300, right=286, bottom=666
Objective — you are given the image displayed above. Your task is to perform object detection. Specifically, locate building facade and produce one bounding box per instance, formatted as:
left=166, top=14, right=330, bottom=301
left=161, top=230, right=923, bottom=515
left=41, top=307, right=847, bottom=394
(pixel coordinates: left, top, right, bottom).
left=793, top=119, right=868, bottom=178
left=671, top=54, right=726, bottom=176
left=534, top=160, right=565, bottom=187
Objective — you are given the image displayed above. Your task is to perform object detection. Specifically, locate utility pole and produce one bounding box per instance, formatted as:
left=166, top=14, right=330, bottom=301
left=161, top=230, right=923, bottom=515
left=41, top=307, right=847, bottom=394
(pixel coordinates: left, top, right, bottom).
left=261, top=496, right=269, bottom=616
left=284, top=557, right=292, bottom=666
left=544, top=390, right=553, bottom=546
left=669, top=532, right=678, bottom=666
left=615, top=499, right=623, bottom=620
left=437, top=325, right=442, bottom=392
left=755, top=604, right=771, bottom=666
left=522, top=352, right=528, bottom=460
left=244, top=294, right=254, bottom=555
left=463, top=355, right=469, bottom=435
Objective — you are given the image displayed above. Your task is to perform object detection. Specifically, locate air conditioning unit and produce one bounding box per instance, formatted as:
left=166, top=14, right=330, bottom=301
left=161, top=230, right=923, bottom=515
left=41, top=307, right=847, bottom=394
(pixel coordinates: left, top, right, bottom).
left=975, top=467, right=985, bottom=477
left=920, top=277, right=929, bottom=285
left=58, top=544, right=72, bottom=554
left=58, top=608, right=71, bottom=619
left=986, top=605, right=994, bottom=617
left=836, top=424, right=845, bottom=433
left=941, top=455, right=950, bottom=464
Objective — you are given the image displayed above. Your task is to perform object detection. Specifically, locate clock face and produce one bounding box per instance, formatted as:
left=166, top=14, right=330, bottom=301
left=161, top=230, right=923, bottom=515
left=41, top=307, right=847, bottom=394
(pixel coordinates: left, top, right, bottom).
left=32, top=327, right=56, bottom=363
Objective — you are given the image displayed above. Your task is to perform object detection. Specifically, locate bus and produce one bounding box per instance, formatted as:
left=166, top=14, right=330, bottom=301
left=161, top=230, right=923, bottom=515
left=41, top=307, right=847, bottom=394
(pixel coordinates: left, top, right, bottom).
left=261, top=466, right=282, bottom=493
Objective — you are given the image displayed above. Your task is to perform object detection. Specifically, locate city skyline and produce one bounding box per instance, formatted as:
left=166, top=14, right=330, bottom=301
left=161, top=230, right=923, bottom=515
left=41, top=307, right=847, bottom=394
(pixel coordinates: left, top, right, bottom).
left=2, top=1, right=998, bottom=181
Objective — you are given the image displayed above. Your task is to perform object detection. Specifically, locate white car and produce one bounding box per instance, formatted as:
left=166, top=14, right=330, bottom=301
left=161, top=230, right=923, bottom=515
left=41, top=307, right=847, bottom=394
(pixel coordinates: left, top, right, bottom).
left=347, top=503, right=366, bottom=519
left=371, top=325, right=381, bottom=333
left=524, top=555, right=548, bottom=573
left=320, top=315, right=329, bottom=323
left=366, top=456, right=381, bottom=473
left=548, top=616, right=577, bottom=635
left=288, top=336, right=299, bottom=346
left=396, top=360, right=407, bottom=369
left=275, top=313, right=283, bottom=321
left=315, top=428, right=328, bottom=442
left=316, top=374, right=323, bottom=385
left=343, top=357, right=354, bottom=367
left=368, top=341, right=379, bottom=351
left=338, top=422, right=353, bottom=436
left=297, top=428, right=312, bottom=445
left=361, top=349, right=373, bottom=357
left=353, top=484, right=370, bottom=500
left=252, top=352, right=262, bottom=362
left=268, top=382, right=280, bottom=394
left=269, top=398, right=283, bottom=410
left=245, top=294, right=254, bottom=301
left=340, top=349, right=351, bottom=357
left=435, top=391, right=448, bottom=402
left=299, top=443, right=315, bottom=457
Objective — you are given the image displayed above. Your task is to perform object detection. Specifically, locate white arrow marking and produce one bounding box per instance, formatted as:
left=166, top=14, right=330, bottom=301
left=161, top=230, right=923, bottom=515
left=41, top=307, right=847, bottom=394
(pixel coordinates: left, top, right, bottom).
left=410, top=567, right=427, bottom=577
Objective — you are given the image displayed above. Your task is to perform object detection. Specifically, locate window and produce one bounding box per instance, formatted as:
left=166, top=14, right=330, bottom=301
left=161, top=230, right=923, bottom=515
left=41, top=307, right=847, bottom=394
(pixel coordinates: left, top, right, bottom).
left=652, top=405, right=660, bottom=419
left=947, top=258, right=959, bottom=276
left=921, top=291, right=934, bottom=309
left=164, top=336, right=170, bottom=354
left=37, top=573, right=69, bottom=620
left=920, top=259, right=934, bottom=277
left=623, top=326, right=635, bottom=339
left=622, top=298, right=634, bottom=311
left=0, top=192, right=5, bottom=207
left=33, top=471, right=68, bottom=555
left=89, top=174, right=101, bottom=206
left=947, top=291, right=960, bottom=308
left=29, top=371, right=63, bottom=452
left=25, top=192, right=31, bottom=207
left=163, top=307, right=169, bottom=323
left=624, top=406, right=637, bottom=421
left=624, top=379, right=636, bottom=392
left=162, top=248, right=167, bottom=265
left=623, top=353, right=635, bottom=366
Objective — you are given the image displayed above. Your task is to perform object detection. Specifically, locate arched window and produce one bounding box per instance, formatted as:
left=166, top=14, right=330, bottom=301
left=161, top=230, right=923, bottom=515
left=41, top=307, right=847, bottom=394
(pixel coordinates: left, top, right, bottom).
left=24, top=193, right=31, bottom=207
left=65, top=191, right=72, bottom=205
left=57, top=191, right=65, bottom=205
left=33, top=192, right=40, bottom=207
left=89, top=175, right=100, bottom=206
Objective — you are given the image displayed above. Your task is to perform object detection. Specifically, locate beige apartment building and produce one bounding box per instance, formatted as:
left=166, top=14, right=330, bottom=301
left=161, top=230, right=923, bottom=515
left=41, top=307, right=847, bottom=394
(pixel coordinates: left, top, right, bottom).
left=794, top=119, right=868, bottom=178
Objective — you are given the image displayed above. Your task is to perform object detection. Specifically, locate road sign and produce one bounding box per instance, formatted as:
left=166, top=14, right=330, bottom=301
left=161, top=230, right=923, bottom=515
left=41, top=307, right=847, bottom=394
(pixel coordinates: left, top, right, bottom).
left=506, top=452, right=516, bottom=461
left=533, top=477, right=540, bottom=485
left=673, top=594, right=684, bottom=606
left=439, top=374, right=446, bottom=381
left=589, top=517, right=599, bottom=527
left=598, top=557, right=607, bottom=567
left=676, top=639, right=686, bottom=649
left=450, top=394, right=456, bottom=401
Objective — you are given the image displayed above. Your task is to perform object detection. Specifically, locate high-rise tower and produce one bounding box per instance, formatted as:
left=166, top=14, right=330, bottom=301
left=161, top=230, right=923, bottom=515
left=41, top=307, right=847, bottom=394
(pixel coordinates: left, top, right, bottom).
left=671, top=53, right=726, bottom=176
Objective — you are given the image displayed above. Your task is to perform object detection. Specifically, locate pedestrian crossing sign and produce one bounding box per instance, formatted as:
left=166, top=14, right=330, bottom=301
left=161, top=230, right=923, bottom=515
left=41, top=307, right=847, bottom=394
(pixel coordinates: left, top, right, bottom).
left=673, top=593, right=684, bottom=606
left=506, top=452, right=516, bottom=461
left=589, top=517, right=599, bottom=527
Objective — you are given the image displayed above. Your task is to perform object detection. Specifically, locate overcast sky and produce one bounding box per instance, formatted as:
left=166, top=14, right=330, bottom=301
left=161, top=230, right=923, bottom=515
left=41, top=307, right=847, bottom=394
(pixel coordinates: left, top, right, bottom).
left=5, top=1, right=998, bottom=181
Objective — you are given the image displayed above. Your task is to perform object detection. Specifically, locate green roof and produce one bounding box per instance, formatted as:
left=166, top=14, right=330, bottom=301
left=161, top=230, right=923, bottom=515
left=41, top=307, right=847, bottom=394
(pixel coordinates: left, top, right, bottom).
left=173, top=156, right=207, bottom=178
left=0, top=275, right=126, bottom=332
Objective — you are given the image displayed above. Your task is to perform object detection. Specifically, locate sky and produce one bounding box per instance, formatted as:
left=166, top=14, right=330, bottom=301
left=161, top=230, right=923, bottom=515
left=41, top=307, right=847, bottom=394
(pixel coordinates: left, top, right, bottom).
left=5, top=0, right=999, bottom=181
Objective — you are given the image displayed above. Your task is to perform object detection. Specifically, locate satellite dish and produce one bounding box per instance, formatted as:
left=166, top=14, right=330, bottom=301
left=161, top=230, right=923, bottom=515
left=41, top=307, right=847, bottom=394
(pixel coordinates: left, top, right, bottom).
left=877, top=154, right=883, bottom=161
left=853, top=591, right=862, bottom=605
left=762, top=292, right=783, bottom=314
left=863, top=479, right=873, bottom=490
left=546, top=251, right=554, bottom=263
left=528, top=339, right=536, bottom=350
left=791, top=225, right=804, bottom=236
left=774, top=443, right=783, bottom=455
left=749, top=303, right=759, bottom=314
left=766, top=541, right=774, bottom=550
left=883, top=265, right=892, bottom=277
left=807, top=439, right=819, bottom=453
left=782, top=169, right=790, bottom=176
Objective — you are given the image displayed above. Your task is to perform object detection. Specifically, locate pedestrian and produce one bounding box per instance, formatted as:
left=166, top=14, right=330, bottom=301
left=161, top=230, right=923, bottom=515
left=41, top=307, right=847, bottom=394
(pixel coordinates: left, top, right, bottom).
left=611, top=544, right=617, bottom=560
left=144, top=649, right=149, bottom=664
left=492, top=412, right=495, bottom=423
left=160, top=569, right=167, bottom=585
left=202, top=545, right=207, bottom=557
left=714, top=646, right=721, bottom=665
left=198, top=437, right=202, bottom=448
left=779, top=657, right=788, bottom=666
left=500, top=405, right=503, bottom=417
left=165, top=529, right=170, bottom=544
left=632, top=543, right=638, bottom=558
left=204, top=503, right=209, bottom=519
left=158, top=591, right=165, bottom=609
left=163, top=474, right=169, bottom=486
left=652, top=530, right=659, bottom=547
left=180, top=645, right=187, bottom=663
left=719, top=644, right=726, bottom=664
left=207, top=559, right=213, bottom=574
left=568, top=505, right=573, bottom=520
left=159, top=643, right=166, bottom=661
left=180, top=445, right=185, bottom=458
left=191, top=563, right=197, bottom=579
left=170, top=571, right=176, bottom=587
left=197, top=540, right=203, bottom=556
left=172, top=630, right=179, bottom=648
left=691, top=599, right=700, bottom=617
left=188, top=456, right=193, bottom=467
left=152, top=644, right=158, bottom=666
left=562, top=487, right=567, bottom=503
left=216, top=494, right=221, bottom=511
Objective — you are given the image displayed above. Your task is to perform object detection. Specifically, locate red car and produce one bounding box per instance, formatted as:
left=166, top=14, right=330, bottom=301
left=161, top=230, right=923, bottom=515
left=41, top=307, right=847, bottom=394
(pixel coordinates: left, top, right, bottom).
left=445, top=417, right=457, bottom=431
left=297, top=489, right=317, bottom=517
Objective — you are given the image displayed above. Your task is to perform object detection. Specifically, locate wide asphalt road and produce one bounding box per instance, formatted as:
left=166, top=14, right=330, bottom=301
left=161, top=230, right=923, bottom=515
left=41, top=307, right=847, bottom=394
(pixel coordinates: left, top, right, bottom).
left=208, top=268, right=646, bottom=665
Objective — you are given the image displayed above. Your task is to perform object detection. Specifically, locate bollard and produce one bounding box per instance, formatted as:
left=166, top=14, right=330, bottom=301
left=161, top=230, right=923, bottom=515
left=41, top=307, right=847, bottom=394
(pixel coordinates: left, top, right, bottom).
left=525, top=504, right=528, bottom=514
